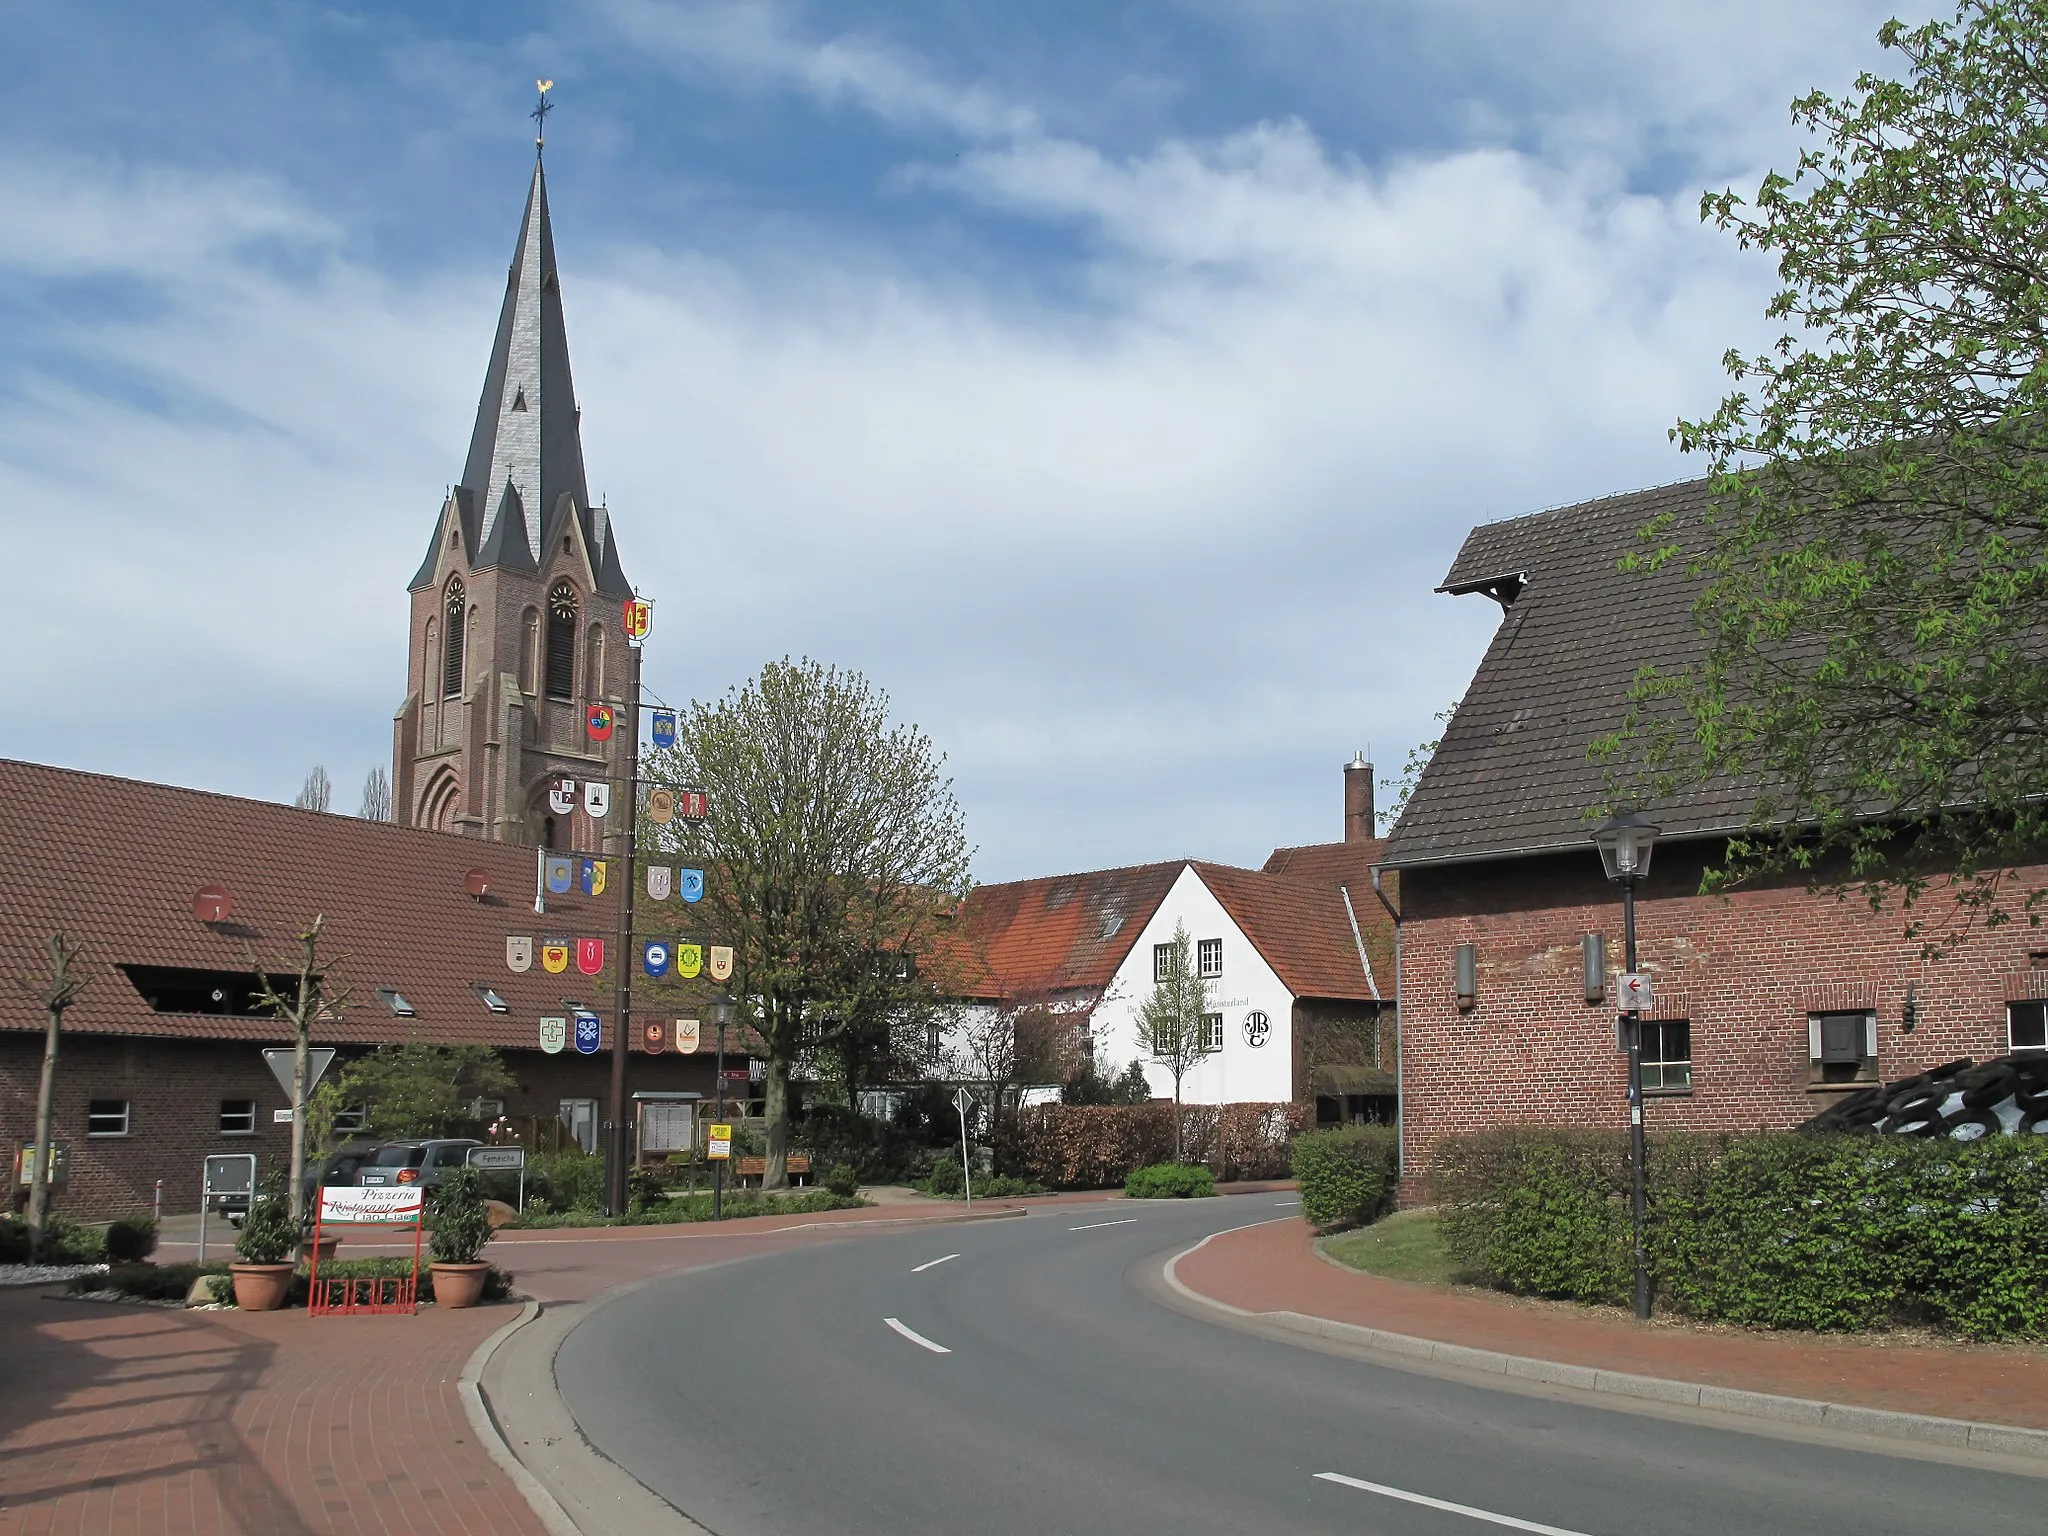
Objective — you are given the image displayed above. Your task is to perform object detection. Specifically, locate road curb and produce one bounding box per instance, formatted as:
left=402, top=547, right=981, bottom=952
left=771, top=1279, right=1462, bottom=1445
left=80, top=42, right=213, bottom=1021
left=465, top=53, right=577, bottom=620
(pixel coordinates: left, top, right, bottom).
left=459, top=1299, right=586, bottom=1536
left=1161, top=1227, right=2048, bottom=1462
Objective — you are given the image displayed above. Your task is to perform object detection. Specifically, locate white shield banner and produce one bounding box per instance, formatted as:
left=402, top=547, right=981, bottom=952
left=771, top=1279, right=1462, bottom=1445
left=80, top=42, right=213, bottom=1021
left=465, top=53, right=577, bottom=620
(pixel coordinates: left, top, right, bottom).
left=647, top=865, right=672, bottom=902
left=675, top=1018, right=701, bottom=1054
left=708, top=945, right=734, bottom=982
left=548, top=776, right=576, bottom=815
left=506, top=936, right=533, bottom=973
left=584, top=780, right=610, bottom=819
left=540, top=1016, right=567, bottom=1054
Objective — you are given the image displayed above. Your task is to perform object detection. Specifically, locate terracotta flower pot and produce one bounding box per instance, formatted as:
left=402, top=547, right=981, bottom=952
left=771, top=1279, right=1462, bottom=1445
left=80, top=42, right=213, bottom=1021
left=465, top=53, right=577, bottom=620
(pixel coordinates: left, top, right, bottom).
left=430, top=1262, right=490, bottom=1309
left=300, top=1234, right=340, bottom=1264
left=229, top=1262, right=295, bottom=1312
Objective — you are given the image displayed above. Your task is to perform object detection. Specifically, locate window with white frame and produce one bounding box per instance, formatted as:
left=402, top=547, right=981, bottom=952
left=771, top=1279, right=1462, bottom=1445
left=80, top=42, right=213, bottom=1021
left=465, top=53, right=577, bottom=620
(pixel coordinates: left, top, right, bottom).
left=1203, top=1013, right=1223, bottom=1052
left=1153, top=943, right=1175, bottom=983
left=218, top=1099, right=257, bottom=1135
left=1808, top=1010, right=1878, bottom=1084
left=1197, top=939, right=1223, bottom=977
left=2010, top=1000, right=2048, bottom=1053
left=87, top=1099, right=131, bottom=1137
left=1639, top=1019, right=1692, bottom=1092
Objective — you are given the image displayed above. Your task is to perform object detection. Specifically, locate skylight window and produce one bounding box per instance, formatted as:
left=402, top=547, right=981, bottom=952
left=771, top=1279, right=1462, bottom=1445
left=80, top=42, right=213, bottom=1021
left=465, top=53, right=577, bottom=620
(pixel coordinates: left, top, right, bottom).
left=473, top=984, right=509, bottom=1014
left=376, top=987, right=417, bottom=1018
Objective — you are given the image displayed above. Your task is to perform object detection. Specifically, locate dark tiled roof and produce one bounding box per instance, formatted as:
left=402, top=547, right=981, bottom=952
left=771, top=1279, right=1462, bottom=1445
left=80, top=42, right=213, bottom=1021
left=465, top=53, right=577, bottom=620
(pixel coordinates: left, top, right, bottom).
left=0, top=758, right=622, bottom=1046
left=1378, top=476, right=1753, bottom=869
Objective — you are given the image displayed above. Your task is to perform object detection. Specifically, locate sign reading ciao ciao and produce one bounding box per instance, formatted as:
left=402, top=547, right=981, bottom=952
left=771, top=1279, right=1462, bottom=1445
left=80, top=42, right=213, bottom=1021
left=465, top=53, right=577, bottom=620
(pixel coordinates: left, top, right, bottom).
left=318, top=1186, right=425, bottom=1225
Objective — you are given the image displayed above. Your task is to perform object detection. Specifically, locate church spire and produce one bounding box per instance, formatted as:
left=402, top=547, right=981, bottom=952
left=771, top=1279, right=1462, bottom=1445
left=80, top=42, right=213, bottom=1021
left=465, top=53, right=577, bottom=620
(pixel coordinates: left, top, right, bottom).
left=459, top=141, right=591, bottom=571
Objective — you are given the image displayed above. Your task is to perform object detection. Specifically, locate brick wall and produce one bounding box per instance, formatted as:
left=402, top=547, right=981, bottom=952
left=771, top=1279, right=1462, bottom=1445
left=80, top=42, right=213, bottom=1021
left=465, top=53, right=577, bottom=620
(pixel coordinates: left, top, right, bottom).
left=1, top=1034, right=722, bottom=1220
left=1395, top=842, right=2048, bottom=1197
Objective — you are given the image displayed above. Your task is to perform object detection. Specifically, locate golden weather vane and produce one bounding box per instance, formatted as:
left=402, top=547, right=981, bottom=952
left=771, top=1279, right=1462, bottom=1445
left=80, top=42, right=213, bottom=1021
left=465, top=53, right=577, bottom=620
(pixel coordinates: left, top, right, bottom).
left=533, top=79, right=555, bottom=152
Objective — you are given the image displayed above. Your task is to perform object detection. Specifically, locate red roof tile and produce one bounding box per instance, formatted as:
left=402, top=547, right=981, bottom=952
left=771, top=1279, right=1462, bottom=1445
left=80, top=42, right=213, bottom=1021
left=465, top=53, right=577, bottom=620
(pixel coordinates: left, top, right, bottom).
left=0, top=758, right=625, bottom=1048
left=945, top=862, right=1185, bottom=1000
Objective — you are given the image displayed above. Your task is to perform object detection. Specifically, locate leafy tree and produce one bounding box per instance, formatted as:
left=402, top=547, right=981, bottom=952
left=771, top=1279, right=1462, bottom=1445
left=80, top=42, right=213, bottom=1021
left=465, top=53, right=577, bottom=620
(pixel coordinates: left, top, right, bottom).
left=8, top=934, right=88, bottom=1261
left=1380, top=697, right=1460, bottom=833
left=294, top=765, right=332, bottom=813
left=1134, top=922, right=1213, bottom=1161
left=250, top=917, right=351, bottom=1226
left=357, top=766, right=393, bottom=821
left=643, top=658, right=973, bottom=1190
left=1621, top=0, right=2048, bottom=924
left=320, top=1043, right=512, bottom=1143
left=1062, top=1057, right=1153, bottom=1106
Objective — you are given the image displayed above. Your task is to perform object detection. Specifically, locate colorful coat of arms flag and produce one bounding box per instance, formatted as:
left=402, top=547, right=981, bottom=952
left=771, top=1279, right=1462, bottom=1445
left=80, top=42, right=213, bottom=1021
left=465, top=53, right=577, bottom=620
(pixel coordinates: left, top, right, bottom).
left=651, top=710, right=677, bottom=750
left=641, top=1020, right=667, bottom=1054
left=546, top=856, right=574, bottom=895
left=679, top=867, right=705, bottom=903
left=644, top=940, right=671, bottom=977
left=677, top=943, right=703, bottom=979
left=708, top=945, right=735, bottom=982
left=506, top=936, right=533, bottom=973
left=584, top=780, right=610, bottom=819
left=674, top=1018, right=701, bottom=1054
left=586, top=703, right=615, bottom=742
left=646, top=788, right=674, bottom=824
left=573, top=1011, right=602, bottom=1054
left=647, top=865, right=672, bottom=901
left=539, top=1016, right=567, bottom=1054
left=576, top=937, right=605, bottom=976
left=580, top=859, right=607, bottom=897
left=541, top=939, right=570, bottom=974
left=548, top=777, right=577, bottom=815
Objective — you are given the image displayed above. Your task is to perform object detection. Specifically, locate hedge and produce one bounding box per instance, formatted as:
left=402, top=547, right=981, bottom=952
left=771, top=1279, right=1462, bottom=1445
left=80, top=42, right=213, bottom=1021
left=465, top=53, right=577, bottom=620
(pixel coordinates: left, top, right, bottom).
left=1125, top=1163, right=1215, bottom=1199
left=1432, top=1127, right=2048, bottom=1338
left=1007, top=1101, right=1310, bottom=1189
left=1292, top=1127, right=1399, bottom=1228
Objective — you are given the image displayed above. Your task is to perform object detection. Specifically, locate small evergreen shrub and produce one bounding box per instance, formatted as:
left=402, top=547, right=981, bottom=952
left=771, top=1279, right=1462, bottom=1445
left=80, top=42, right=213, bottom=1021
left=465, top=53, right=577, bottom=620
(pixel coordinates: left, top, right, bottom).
left=428, top=1167, right=493, bottom=1265
left=0, top=1216, right=30, bottom=1263
left=73, top=1261, right=228, bottom=1301
left=1125, top=1162, right=1216, bottom=1199
left=1292, top=1126, right=1399, bottom=1228
left=234, top=1176, right=297, bottom=1265
left=105, top=1214, right=159, bottom=1265
left=924, top=1156, right=966, bottom=1196
left=528, top=1151, right=606, bottom=1213
left=823, top=1163, right=861, bottom=1198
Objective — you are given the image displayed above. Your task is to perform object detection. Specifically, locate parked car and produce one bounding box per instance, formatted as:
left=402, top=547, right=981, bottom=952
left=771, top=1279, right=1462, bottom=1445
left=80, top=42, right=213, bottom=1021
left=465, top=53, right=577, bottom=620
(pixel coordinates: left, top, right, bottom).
left=300, top=1142, right=382, bottom=1214
left=353, top=1139, right=483, bottom=1190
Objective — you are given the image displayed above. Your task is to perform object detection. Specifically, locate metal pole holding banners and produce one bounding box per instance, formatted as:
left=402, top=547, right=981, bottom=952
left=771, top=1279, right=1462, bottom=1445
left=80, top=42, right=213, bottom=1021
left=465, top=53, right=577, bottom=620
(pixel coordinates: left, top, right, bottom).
left=955, top=1088, right=973, bottom=1208
left=1622, top=876, right=1650, bottom=1322
left=712, top=1012, right=728, bottom=1221
left=605, top=640, right=646, bottom=1216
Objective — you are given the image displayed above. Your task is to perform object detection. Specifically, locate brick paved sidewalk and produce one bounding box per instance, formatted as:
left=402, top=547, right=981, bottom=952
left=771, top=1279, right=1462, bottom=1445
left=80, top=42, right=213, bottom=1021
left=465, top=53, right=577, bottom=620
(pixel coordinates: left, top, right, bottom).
left=1175, top=1217, right=2048, bottom=1431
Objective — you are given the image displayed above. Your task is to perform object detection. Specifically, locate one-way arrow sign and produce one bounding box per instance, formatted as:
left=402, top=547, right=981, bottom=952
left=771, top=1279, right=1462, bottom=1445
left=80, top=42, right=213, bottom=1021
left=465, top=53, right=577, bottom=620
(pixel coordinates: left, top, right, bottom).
left=263, top=1047, right=337, bottom=1102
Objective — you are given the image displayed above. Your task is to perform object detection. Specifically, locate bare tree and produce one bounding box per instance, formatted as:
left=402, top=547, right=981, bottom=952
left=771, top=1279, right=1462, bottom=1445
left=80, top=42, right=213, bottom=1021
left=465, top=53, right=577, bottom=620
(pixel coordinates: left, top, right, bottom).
left=251, top=917, right=352, bottom=1225
left=12, top=934, right=88, bottom=1260
left=1135, top=922, right=1213, bottom=1162
left=294, top=765, right=333, bottom=813
left=947, top=995, right=1086, bottom=1172
left=357, top=766, right=393, bottom=821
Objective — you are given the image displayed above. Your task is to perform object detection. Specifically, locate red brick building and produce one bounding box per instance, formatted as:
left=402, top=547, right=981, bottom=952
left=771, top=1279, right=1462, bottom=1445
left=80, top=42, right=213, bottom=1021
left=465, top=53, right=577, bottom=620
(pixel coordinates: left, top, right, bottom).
left=0, top=759, right=721, bottom=1219
left=1378, top=480, right=2048, bottom=1191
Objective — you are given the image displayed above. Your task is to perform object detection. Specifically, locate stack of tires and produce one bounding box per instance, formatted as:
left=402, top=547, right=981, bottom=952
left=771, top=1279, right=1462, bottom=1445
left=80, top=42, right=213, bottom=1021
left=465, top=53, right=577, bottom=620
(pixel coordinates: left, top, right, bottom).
left=1803, top=1053, right=2048, bottom=1138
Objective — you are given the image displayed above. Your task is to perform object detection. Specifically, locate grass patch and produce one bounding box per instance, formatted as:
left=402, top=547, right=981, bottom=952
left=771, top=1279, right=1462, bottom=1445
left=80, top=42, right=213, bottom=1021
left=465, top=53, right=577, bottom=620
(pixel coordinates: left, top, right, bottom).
left=1321, top=1210, right=1462, bottom=1286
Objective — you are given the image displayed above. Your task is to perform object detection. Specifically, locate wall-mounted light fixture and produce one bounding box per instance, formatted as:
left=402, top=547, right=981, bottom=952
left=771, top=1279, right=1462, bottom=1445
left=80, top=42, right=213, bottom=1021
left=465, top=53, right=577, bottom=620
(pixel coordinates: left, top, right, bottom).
left=1583, top=934, right=1607, bottom=1004
left=1454, top=944, right=1477, bottom=1009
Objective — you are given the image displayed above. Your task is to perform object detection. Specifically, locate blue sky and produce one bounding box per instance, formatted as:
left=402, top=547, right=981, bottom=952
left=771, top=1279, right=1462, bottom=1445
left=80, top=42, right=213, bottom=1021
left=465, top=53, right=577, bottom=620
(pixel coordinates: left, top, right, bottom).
left=3, top=0, right=1914, bottom=880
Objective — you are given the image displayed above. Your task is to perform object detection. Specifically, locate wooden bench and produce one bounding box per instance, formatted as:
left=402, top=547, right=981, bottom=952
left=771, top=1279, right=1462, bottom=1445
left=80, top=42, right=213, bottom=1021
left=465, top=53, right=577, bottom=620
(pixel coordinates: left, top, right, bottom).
left=731, top=1155, right=811, bottom=1187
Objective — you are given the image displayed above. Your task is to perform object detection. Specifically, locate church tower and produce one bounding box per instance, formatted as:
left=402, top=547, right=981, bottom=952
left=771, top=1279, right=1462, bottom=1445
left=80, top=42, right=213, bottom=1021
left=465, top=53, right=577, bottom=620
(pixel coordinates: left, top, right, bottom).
left=392, top=148, right=634, bottom=852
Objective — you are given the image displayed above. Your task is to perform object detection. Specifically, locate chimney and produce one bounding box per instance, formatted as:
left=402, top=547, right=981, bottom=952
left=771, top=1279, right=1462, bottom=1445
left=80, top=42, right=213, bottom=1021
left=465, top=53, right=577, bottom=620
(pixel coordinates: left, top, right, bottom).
left=1344, top=751, right=1375, bottom=843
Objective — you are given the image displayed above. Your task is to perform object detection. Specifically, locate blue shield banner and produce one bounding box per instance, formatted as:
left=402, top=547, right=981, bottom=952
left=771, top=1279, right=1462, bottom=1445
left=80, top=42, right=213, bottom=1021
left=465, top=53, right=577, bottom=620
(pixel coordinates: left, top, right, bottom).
left=580, top=859, right=607, bottom=897
left=573, top=1011, right=601, bottom=1055
left=644, top=940, right=671, bottom=977
left=651, top=711, right=677, bottom=750
left=545, top=856, right=573, bottom=895
left=679, top=867, right=705, bottom=904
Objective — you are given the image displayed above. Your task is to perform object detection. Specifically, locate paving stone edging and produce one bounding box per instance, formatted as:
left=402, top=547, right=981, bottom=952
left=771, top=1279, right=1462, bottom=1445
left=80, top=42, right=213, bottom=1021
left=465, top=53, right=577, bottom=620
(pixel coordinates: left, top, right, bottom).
left=1163, top=1225, right=2048, bottom=1462
left=460, top=1299, right=585, bottom=1536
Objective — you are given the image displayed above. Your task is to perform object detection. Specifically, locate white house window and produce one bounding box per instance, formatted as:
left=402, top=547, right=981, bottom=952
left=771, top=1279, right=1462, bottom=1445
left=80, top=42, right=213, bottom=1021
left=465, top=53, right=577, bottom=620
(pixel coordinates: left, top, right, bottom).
left=219, top=1099, right=257, bottom=1135
left=2011, top=1000, right=2048, bottom=1053
left=1203, top=1013, right=1224, bottom=1052
left=1808, top=1010, right=1878, bottom=1084
left=1640, top=1020, right=1692, bottom=1093
left=1197, top=939, right=1223, bottom=978
left=88, top=1099, right=131, bottom=1137
left=927, top=1020, right=943, bottom=1056
left=1153, top=943, right=1175, bottom=983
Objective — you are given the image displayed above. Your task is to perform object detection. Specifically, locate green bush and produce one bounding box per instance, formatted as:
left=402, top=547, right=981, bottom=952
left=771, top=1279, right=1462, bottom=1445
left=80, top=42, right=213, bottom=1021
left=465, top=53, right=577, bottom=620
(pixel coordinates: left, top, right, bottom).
left=924, top=1156, right=966, bottom=1196
left=428, top=1167, right=493, bottom=1265
left=0, top=1216, right=30, bottom=1263
left=1434, top=1129, right=1635, bottom=1304
left=72, top=1261, right=227, bottom=1301
left=235, top=1175, right=298, bottom=1265
left=507, top=1189, right=865, bottom=1228
left=1125, top=1162, right=1216, bottom=1199
left=1292, top=1126, right=1399, bottom=1229
left=105, top=1214, right=158, bottom=1265
left=528, top=1151, right=606, bottom=1213
left=6, top=1213, right=110, bottom=1265
left=823, top=1163, right=861, bottom=1198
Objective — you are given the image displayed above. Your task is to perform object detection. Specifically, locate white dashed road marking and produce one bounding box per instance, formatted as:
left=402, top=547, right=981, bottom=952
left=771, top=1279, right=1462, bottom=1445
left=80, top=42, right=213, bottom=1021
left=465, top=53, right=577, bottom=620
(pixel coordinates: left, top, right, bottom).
left=1068, top=1218, right=1138, bottom=1231
left=1315, top=1473, right=1595, bottom=1535
left=885, top=1317, right=952, bottom=1354
left=911, top=1254, right=959, bottom=1273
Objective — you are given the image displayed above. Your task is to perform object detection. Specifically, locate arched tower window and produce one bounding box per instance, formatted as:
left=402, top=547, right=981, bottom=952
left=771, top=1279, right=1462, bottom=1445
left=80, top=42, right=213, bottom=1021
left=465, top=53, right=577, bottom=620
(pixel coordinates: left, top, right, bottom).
left=585, top=624, right=606, bottom=703
left=442, top=578, right=467, bottom=698
left=520, top=607, right=540, bottom=695
left=546, top=581, right=578, bottom=700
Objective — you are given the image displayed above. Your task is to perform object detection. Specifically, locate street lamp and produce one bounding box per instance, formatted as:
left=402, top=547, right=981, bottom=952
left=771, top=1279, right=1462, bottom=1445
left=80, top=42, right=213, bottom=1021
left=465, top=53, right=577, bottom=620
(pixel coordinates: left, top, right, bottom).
left=710, top=992, right=736, bottom=1221
left=1591, top=809, right=1659, bottom=1322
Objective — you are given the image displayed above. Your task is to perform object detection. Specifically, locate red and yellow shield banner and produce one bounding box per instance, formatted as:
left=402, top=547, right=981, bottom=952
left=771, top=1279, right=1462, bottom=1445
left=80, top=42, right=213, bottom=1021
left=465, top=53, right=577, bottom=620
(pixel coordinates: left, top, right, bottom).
left=540, top=940, right=569, bottom=974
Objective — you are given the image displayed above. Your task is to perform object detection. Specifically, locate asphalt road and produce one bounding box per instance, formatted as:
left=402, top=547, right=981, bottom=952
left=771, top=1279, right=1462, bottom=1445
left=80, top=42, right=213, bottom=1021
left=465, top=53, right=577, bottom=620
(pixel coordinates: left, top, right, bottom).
left=556, top=1194, right=2044, bottom=1535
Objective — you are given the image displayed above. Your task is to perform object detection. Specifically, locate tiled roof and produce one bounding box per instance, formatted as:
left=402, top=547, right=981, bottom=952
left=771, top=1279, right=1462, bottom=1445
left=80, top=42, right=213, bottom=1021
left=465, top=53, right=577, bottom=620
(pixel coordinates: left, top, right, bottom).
left=0, top=758, right=622, bottom=1047
left=947, top=862, right=1186, bottom=1000
left=1259, top=839, right=1395, bottom=993
left=1378, top=476, right=1755, bottom=870
left=1191, top=862, right=1379, bottom=1002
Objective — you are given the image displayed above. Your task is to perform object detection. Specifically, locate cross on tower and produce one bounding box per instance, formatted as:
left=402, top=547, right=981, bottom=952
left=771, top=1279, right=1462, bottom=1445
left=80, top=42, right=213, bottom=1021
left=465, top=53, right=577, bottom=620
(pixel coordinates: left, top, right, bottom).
left=532, top=79, right=554, bottom=152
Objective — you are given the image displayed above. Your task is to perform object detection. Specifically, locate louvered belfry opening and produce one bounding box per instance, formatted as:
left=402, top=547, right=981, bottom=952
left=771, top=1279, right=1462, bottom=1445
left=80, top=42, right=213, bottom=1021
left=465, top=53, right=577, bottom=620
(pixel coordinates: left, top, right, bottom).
left=546, top=581, right=577, bottom=700
left=442, top=579, right=466, bottom=698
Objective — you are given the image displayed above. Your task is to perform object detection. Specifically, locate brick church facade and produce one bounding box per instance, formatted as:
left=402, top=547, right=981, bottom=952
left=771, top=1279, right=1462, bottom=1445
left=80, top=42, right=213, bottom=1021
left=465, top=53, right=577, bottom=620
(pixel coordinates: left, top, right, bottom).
left=391, top=155, right=637, bottom=857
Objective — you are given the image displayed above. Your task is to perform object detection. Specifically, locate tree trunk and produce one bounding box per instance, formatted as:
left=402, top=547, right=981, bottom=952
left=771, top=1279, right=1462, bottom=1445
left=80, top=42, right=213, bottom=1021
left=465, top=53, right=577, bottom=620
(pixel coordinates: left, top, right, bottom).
left=1172, top=1077, right=1184, bottom=1163
left=763, top=1055, right=792, bottom=1191
left=288, top=1005, right=310, bottom=1227
left=26, top=1004, right=61, bottom=1261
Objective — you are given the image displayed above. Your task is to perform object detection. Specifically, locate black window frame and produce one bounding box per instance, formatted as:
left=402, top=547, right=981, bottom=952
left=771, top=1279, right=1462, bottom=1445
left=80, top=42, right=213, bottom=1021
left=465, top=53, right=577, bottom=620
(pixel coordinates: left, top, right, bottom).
left=1202, top=1012, right=1224, bottom=1052
left=442, top=577, right=467, bottom=698
left=218, top=1098, right=258, bottom=1136
left=545, top=581, right=578, bottom=700
left=2010, top=1000, right=2048, bottom=1053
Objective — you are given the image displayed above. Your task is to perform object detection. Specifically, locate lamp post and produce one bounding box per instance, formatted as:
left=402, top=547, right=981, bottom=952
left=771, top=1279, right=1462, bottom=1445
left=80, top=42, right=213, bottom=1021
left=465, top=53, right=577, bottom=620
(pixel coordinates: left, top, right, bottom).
left=710, top=992, right=736, bottom=1222
left=1592, top=809, right=1659, bottom=1322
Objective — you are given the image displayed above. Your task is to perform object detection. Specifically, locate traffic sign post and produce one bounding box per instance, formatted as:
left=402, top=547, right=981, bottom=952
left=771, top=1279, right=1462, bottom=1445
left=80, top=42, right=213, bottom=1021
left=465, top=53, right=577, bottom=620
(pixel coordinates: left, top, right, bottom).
left=953, top=1088, right=974, bottom=1207
left=468, top=1144, right=528, bottom=1210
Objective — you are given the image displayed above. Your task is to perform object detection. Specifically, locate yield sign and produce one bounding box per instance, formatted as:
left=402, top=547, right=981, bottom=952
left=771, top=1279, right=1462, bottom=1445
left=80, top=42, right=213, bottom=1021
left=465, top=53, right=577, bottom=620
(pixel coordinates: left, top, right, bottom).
left=953, top=1087, right=974, bottom=1118
left=263, top=1047, right=337, bottom=1102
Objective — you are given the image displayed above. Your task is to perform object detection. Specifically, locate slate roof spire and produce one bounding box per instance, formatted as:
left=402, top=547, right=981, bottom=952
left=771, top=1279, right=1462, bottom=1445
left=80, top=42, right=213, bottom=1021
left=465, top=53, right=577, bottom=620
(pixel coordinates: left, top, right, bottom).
left=462, top=155, right=590, bottom=568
